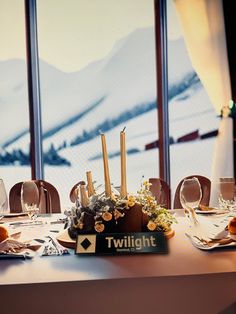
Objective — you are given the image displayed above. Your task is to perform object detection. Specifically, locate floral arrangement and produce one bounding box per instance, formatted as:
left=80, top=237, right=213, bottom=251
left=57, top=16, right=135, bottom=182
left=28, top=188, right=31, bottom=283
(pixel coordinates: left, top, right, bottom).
left=68, top=179, right=176, bottom=237
left=67, top=130, right=177, bottom=237
left=68, top=185, right=136, bottom=236
left=135, top=180, right=177, bottom=232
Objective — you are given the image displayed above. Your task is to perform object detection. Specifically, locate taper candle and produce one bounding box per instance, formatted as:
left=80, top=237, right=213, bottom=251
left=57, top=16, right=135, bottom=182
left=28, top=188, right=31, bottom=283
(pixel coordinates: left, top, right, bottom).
left=86, top=171, right=95, bottom=197
left=101, top=133, right=112, bottom=197
left=79, top=183, right=90, bottom=207
left=120, top=128, right=127, bottom=198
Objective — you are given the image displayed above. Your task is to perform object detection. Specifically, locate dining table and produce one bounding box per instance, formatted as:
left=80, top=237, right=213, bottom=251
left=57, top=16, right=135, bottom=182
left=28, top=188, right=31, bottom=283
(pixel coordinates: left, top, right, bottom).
left=0, top=210, right=236, bottom=314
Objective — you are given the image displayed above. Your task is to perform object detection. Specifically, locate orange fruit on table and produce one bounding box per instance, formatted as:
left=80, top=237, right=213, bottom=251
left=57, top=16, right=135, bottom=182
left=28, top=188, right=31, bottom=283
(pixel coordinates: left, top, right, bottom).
left=228, top=216, right=236, bottom=235
left=0, top=225, right=9, bottom=242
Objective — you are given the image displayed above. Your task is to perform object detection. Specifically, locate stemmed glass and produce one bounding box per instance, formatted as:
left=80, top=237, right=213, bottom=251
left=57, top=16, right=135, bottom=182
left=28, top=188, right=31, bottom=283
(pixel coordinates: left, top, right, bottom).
left=0, top=179, right=9, bottom=216
left=21, top=181, right=40, bottom=220
left=180, top=177, right=202, bottom=226
left=218, top=177, right=236, bottom=211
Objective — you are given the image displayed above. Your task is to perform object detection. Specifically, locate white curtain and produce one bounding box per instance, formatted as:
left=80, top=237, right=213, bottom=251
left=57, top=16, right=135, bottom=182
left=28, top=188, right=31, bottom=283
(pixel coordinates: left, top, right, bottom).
left=174, top=0, right=234, bottom=205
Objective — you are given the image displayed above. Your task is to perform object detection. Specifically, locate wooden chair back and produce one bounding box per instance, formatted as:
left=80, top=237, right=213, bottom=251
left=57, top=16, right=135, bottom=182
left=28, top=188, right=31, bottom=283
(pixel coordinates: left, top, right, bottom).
left=9, top=180, right=61, bottom=213
left=173, top=175, right=211, bottom=209
left=69, top=181, right=86, bottom=203
left=149, top=178, right=171, bottom=209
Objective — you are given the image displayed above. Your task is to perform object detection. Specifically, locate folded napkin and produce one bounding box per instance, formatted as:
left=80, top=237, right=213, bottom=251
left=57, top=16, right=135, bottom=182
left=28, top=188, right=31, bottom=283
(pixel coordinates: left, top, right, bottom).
left=185, top=217, right=233, bottom=250
left=0, top=238, right=41, bottom=258
left=40, top=236, right=69, bottom=256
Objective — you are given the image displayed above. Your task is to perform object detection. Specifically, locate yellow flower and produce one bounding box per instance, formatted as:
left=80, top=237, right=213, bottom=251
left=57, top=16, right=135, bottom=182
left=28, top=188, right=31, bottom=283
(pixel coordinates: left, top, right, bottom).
left=94, top=223, right=105, bottom=233
left=127, top=200, right=135, bottom=208
left=147, top=220, right=157, bottom=231
left=146, top=195, right=154, bottom=202
left=128, top=195, right=136, bottom=202
left=114, top=209, right=124, bottom=220
left=143, top=180, right=151, bottom=187
left=102, top=211, right=112, bottom=221
left=125, top=195, right=136, bottom=208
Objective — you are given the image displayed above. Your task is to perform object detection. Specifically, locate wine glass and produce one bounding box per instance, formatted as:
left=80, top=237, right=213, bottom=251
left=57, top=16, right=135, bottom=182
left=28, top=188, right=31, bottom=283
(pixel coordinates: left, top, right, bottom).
left=180, top=177, right=202, bottom=225
left=0, top=179, right=9, bottom=216
left=21, top=181, right=40, bottom=220
left=219, top=177, right=236, bottom=211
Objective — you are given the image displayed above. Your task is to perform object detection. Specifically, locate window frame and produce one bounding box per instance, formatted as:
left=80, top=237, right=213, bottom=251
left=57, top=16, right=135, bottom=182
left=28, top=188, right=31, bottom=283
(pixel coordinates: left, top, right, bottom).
left=25, top=0, right=171, bottom=195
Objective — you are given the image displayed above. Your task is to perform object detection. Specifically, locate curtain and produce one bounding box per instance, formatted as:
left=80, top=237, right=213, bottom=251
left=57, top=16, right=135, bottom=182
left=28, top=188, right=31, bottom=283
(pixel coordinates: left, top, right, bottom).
left=174, top=0, right=234, bottom=205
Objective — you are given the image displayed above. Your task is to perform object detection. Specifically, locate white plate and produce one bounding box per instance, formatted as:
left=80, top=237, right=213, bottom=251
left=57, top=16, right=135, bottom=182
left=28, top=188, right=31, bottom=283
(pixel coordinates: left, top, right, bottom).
left=195, top=209, right=227, bottom=215
left=185, top=233, right=236, bottom=250
left=56, top=228, right=75, bottom=249
left=2, top=213, right=28, bottom=218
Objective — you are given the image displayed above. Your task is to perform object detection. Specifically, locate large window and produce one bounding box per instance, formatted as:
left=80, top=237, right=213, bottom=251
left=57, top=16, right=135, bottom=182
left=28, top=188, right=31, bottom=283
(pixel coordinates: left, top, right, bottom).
left=0, top=0, right=30, bottom=193
left=37, top=0, right=157, bottom=206
left=0, top=0, right=223, bottom=208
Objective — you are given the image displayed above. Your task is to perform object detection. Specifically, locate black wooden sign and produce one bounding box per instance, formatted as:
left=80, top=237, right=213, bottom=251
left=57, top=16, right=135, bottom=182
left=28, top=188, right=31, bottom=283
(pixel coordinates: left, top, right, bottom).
left=75, top=232, right=168, bottom=255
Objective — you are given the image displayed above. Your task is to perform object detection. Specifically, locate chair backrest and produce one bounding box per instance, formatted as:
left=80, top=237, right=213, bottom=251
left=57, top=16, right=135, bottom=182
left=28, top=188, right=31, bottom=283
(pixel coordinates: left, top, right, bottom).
left=149, top=178, right=171, bottom=209
left=9, top=180, right=61, bottom=213
left=69, top=181, right=86, bottom=203
left=173, top=175, right=211, bottom=209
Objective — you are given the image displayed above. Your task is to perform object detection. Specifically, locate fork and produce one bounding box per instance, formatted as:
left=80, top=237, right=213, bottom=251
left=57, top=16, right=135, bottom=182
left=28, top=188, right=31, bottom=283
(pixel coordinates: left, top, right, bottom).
left=185, top=233, right=219, bottom=249
left=192, top=235, right=234, bottom=246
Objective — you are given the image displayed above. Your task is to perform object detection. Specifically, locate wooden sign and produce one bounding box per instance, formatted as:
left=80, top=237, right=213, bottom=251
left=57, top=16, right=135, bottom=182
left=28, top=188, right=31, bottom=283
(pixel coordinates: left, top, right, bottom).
left=75, top=232, right=168, bottom=255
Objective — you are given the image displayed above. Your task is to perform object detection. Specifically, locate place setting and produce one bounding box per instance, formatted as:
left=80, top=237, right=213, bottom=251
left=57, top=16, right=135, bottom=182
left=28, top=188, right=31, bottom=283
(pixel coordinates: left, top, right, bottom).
left=0, top=220, right=70, bottom=259
left=181, top=177, right=236, bottom=250
left=0, top=132, right=235, bottom=257
left=0, top=180, right=70, bottom=259
left=0, top=213, right=70, bottom=259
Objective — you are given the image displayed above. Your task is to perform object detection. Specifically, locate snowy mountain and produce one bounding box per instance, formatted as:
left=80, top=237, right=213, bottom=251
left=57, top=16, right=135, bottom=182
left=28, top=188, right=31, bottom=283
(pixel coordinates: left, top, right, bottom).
left=0, top=27, right=195, bottom=150
left=0, top=27, right=221, bottom=206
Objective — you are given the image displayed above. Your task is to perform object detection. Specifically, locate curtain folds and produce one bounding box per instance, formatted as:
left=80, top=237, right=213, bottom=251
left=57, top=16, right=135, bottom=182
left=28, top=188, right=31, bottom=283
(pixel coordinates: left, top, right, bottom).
left=174, top=0, right=234, bottom=205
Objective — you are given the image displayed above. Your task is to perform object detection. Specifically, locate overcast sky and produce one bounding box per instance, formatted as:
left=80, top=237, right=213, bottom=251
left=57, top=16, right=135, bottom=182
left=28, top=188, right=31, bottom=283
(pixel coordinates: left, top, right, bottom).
left=0, top=0, right=182, bottom=72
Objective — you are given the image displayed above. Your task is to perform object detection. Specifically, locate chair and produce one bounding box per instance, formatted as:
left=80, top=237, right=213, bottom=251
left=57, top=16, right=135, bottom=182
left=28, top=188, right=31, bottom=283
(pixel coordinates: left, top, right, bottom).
left=9, top=180, right=61, bottom=213
left=173, top=175, right=211, bottom=209
left=69, top=181, right=86, bottom=203
left=148, top=178, right=171, bottom=209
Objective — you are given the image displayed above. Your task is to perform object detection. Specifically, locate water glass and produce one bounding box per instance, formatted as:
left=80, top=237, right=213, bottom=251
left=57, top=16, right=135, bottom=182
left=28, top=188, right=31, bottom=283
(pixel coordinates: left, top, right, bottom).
left=219, top=177, right=236, bottom=210
left=21, top=181, right=40, bottom=220
left=180, top=177, right=202, bottom=226
left=180, top=177, right=202, bottom=209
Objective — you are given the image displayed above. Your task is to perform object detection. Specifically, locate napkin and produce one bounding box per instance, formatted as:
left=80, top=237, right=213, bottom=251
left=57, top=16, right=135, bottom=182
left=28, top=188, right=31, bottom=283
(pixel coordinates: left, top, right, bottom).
left=185, top=215, right=233, bottom=250
left=0, top=238, right=41, bottom=258
left=41, top=236, right=69, bottom=256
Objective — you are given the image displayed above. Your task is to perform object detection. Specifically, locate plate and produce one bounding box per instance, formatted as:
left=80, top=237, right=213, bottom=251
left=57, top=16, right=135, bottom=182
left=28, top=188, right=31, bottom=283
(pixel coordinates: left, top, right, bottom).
left=185, top=233, right=236, bottom=250
left=0, top=252, right=33, bottom=259
left=195, top=209, right=227, bottom=215
left=2, top=213, right=28, bottom=218
left=56, top=229, right=76, bottom=249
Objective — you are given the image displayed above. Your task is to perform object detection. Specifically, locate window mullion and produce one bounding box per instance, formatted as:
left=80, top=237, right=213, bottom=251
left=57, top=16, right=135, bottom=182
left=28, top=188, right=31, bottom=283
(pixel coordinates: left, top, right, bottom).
left=154, top=0, right=171, bottom=191
left=24, top=0, right=44, bottom=179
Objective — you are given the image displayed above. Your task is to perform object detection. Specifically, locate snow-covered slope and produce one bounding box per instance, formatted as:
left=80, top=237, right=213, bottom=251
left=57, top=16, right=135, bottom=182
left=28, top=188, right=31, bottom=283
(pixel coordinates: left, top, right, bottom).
left=0, top=27, right=195, bottom=150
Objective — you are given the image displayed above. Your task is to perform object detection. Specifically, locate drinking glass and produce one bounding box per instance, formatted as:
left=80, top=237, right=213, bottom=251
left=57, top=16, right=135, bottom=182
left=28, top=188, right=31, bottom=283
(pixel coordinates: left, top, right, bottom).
left=180, top=177, right=202, bottom=225
left=21, top=181, right=40, bottom=220
left=219, top=177, right=236, bottom=210
left=0, top=179, right=9, bottom=215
